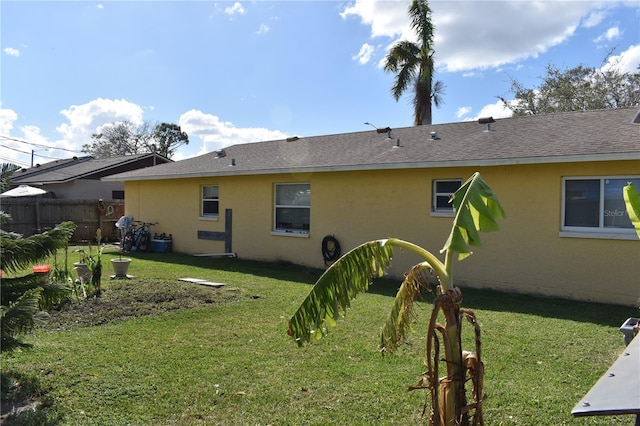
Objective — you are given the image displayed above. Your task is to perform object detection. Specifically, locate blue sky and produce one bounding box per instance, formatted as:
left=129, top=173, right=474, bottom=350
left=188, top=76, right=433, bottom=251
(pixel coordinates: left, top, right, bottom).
left=1, top=1, right=639, bottom=167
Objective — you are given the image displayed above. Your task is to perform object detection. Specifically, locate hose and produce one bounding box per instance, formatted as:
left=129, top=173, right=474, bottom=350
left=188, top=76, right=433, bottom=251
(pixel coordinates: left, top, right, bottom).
left=321, top=235, right=341, bottom=267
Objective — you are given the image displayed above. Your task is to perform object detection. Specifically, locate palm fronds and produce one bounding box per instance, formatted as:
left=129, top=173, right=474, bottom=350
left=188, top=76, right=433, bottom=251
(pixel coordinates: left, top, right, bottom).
left=0, top=162, right=20, bottom=193
left=1, top=222, right=77, bottom=273
left=1, top=220, right=76, bottom=352
left=0, top=287, right=48, bottom=351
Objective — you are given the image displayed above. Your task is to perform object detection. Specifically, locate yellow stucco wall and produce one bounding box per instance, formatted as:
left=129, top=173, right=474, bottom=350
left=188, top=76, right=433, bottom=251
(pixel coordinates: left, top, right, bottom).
left=124, top=160, right=639, bottom=306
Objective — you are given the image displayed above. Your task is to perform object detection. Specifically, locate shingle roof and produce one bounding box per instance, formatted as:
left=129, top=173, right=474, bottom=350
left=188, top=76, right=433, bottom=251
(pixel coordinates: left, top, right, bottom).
left=104, top=108, right=640, bottom=182
left=13, top=156, right=94, bottom=181
left=14, top=153, right=172, bottom=184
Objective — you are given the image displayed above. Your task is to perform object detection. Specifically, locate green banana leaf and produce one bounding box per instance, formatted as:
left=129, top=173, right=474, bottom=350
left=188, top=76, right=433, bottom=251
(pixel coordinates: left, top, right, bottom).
left=443, top=172, right=505, bottom=261
left=288, top=240, right=394, bottom=346
left=623, top=182, right=640, bottom=238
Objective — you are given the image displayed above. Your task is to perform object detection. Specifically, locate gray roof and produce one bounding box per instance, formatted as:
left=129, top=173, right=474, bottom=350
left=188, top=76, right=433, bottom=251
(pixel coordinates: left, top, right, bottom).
left=14, top=153, right=172, bottom=184
left=104, top=108, right=640, bottom=182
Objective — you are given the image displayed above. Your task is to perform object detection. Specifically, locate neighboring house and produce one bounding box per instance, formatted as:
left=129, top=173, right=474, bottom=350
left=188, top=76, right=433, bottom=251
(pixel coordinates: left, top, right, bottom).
left=104, top=108, right=640, bottom=306
left=3, top=153, right=172, bottom=239
left=12, top=153, right=172, bottom=200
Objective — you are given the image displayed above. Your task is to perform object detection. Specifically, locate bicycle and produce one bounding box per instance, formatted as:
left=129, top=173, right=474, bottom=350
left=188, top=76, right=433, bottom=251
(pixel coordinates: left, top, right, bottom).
left=122, top=221, right=157, bottom=252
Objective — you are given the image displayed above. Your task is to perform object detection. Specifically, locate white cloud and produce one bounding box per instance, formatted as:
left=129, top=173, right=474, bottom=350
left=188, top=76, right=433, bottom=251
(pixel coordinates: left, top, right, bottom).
left=341, top=1, right=408, bottom=39
left=55, top=98, right=145, bottom=154
left=3, top=47, right=20, bottom=57
left=352, top=43, right=375, bottom=65
left=341, top=1, right=610, bottom=72
left=179, top=109, right=288, bottom=155
left=0, top=109, right=53, bottom=167
left=595, top=27, right=621, bottom=43
left=582, top=10, right=607, bottom=28
left=224, top=2, right=245, bottom=17
left=461, top=100, right=513, bottom=122
left=0, top=108, right=18, bottom=136
left=601, top=44, right=640, bottom=74
left=456, top=107, right=471, bottom=119
left=257, top=24, right=270, bottom=35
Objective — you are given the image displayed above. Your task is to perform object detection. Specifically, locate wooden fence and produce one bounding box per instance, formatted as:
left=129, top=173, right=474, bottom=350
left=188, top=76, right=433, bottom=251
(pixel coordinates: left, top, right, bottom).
left=1, top=198, right=125, bottom=242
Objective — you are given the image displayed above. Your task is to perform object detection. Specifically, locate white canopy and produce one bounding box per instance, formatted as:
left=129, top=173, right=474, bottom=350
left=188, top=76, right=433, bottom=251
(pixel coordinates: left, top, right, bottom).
left=0, top=184, right=47, bottom=197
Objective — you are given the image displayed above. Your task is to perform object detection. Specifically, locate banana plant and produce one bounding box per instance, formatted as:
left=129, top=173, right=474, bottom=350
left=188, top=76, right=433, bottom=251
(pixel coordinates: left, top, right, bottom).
left=288, top=172, right=505, bottom=426
left=623, top=182, right=640, bottom=340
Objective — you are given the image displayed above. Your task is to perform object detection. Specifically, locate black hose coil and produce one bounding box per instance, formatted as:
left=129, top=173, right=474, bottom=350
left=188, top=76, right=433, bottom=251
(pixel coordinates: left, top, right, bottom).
left=321, top=235, right=341, bottom=266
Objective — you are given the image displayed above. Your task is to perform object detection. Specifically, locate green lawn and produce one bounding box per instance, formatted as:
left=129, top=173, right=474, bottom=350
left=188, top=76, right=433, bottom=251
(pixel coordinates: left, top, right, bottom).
left=1, top=248, right=637, bottom=425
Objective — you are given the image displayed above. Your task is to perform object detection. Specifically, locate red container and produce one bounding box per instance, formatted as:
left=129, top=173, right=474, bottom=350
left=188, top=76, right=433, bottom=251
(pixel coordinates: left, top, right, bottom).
left=33, top=265, right=51, bottom=273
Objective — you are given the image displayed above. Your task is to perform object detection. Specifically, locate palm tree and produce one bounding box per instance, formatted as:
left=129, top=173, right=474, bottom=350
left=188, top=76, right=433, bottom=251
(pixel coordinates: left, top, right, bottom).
left=1, top=162, right=20, bottom=193
left=288, top=172, right=505, bottom=425
left=384, top=0, right=444, bottom=125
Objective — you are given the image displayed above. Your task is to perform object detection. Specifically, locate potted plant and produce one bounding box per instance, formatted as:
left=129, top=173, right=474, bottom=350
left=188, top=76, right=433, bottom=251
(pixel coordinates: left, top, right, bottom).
left=110, top=252, right=131, bottom=279
left=111, top=228, right=132, bottom=278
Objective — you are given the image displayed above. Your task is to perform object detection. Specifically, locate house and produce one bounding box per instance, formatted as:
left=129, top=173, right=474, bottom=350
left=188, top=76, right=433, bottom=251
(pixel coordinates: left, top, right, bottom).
left=11, top=153, right=172, bottom=200
left=104, top=108, right=640, bottom=306
left=3, top=153, right=171, bottom=239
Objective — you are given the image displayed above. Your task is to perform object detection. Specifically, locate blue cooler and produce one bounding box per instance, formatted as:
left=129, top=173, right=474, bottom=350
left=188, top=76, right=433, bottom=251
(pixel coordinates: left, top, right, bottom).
left=151, top=238, right=172, bottom=253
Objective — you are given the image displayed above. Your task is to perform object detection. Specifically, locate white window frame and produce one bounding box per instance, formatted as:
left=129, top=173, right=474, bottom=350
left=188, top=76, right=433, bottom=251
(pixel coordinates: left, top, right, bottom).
left=560, top=176, right=640, bottom=240
left=272, top=183, right=310, bottom=237
left=200, top=185, right=219, bottom=220
left=431, top=178, right=462, bottom=217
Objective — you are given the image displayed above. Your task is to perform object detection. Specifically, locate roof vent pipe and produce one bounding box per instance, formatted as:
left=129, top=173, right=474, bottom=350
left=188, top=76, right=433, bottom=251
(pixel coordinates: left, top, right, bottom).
left=478, top=116, right=495, bottom=132
left=393, top=138, right=401, bottom=148
left=230, top=158, right=236, bottom=166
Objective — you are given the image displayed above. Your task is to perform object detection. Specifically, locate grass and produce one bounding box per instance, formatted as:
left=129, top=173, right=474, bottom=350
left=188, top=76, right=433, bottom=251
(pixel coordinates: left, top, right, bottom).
left=1, top=247, right=638, bottom=425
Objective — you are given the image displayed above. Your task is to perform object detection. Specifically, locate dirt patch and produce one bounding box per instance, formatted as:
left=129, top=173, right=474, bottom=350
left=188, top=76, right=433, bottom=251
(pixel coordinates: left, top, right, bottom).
left=43, top=278, right=249, bottom=331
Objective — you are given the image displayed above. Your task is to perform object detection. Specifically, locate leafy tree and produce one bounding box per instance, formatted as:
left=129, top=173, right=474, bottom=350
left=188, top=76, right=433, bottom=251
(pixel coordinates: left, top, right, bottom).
left=1, top=213, right=76, bottom=352
left=289, top=172, right=505, bottom=425
left=82, top=121, right=147, bottom=157
left=151, top=122, right=189, bottom=158
left=384, top=0, right=444, bottom=125
left=82, top=121, right=188, bottom=159
left=1, top=162, right=20, bottom=193
left=500, top=62, right=640, bottom=116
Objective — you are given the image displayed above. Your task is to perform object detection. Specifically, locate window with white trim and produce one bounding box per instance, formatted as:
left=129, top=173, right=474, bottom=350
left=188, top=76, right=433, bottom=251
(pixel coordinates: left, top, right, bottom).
left=201, top=185, right=219, bottom=218
left=562, top=177, right=640, bottom=235
left=432, top=179, right=462, bottom=215
left=274, top=183, right=310, bottom=233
